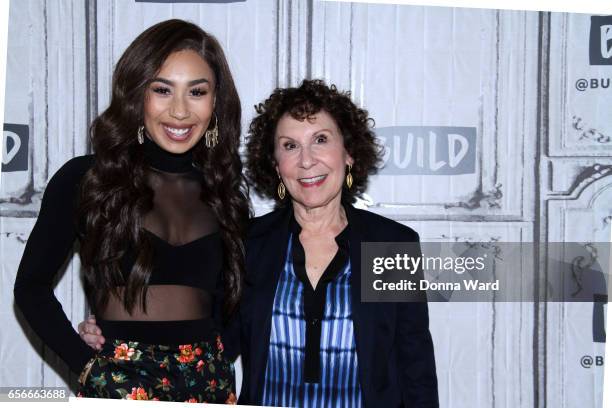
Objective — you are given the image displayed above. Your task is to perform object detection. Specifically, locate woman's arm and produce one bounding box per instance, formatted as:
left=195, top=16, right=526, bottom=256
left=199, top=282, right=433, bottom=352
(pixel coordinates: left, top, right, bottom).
left=396, top=302, right=439, bottom=406
left=13, top=156, right=97, bottom=375
left=395, top=231, right=439, bottom=407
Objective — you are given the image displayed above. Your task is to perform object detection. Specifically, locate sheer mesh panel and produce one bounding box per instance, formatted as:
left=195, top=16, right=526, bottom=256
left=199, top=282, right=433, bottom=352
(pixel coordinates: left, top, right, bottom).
left=143, top=169, right=219, bottom=246
left=100, top=167, right=219, bottom=321
left=101, top=285, right=213, bottom=320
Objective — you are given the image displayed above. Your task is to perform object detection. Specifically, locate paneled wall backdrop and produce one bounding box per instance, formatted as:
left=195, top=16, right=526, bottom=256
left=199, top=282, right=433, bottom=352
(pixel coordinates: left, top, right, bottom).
left=1, top=1, right=610, bottom=407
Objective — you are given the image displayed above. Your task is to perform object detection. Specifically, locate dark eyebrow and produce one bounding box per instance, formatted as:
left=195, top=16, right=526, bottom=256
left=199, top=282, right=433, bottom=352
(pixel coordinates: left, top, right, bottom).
left=276, top=130, right=331, bottom=141
left=150, top=77, right=211, bottom=86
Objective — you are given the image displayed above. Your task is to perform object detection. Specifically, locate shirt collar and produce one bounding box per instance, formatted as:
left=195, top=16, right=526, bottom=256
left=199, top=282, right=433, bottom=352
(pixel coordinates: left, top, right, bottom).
left=143, top=135, right=196, bottom=174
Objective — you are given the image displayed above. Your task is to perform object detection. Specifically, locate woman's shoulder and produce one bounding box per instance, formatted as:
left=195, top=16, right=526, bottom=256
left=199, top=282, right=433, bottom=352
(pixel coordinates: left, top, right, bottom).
left=44, top=155, right=95, bottom=197
left=246, top=206, right=289, bottom=238
left=35, top=155, right=96, bottom=224
left=349, top=206, right=420, bottom=242
left=51, top=155, right=95, bottom=178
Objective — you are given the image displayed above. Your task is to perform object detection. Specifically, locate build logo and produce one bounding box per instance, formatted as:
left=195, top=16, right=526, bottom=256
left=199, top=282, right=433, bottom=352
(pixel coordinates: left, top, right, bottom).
left=2, top=124, right=29, bottom=172
left=375, top=126, right=476, bottom=176
left=590, top=15, right=612, bottom=65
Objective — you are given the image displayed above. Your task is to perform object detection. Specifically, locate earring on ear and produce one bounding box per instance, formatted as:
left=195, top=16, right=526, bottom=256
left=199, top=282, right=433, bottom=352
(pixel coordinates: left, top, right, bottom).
left=346, top=163, right=353, bottom=189
left=137, top=126, right=145, bottom=145
left=204, top=113, right=219, bottom=148
left=277, top=175, right=286, bottom=200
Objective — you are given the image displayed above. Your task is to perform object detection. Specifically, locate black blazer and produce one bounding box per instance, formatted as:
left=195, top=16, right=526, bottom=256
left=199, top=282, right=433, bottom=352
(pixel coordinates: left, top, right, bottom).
left=237, top=204, right=439, bottom=407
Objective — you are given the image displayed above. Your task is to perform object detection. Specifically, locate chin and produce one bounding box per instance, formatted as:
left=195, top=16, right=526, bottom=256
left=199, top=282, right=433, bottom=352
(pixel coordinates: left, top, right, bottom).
left=288, top=182, right=343, bottom=209
left=165, top=144, right=194, bottom=154
left=292, top=195, right=337, bottom=210
left=156, top=138, right=199, bottom=154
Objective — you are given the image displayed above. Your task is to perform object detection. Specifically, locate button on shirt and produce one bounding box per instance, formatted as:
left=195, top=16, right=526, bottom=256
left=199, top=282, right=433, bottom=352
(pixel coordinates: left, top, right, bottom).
left=262, top=217, right=363, bottom=407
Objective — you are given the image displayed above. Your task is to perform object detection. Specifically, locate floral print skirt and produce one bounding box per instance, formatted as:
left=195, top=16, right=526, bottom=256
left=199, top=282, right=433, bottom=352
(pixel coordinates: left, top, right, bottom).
left=77, top=334, right=236, bottom=404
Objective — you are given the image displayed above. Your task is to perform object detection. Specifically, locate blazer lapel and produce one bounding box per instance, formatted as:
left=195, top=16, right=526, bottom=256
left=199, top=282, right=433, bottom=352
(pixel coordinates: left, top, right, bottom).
left=246, top=206, right=293, bottom=402
left=345, top=204, right=371, bottom=399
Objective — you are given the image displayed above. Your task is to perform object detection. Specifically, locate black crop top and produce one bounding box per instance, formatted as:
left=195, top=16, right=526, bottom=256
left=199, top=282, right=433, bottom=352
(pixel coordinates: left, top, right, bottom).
left=13, top=137, right=225, bottom=374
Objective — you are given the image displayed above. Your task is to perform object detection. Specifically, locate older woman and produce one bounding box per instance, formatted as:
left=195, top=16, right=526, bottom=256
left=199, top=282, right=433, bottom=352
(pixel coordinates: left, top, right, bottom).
left=238, top=79, right=438, bottom=407
left=80, top=79, right=438, bottom=407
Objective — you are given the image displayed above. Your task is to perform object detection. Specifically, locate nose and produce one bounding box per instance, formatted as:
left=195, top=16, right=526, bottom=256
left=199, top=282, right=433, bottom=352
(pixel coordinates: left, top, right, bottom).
left=299, top=145, right=317, bottom=169
left=169, top=95, right=190, bottom=120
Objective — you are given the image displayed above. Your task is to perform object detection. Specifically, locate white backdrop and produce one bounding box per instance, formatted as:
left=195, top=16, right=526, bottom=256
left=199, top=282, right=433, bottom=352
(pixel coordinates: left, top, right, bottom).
left=1, top=1, right=611, bottom=407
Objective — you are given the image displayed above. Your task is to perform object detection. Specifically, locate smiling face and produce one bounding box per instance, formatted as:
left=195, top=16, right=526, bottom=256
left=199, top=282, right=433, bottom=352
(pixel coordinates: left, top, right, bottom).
left=274, top=110, right=353, bottom=210
left=143, top=49, right=216, bottom=154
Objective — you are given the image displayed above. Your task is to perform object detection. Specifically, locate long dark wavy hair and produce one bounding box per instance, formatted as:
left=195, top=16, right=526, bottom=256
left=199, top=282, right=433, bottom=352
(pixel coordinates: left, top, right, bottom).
left=77, top=19, right=249, bottom=320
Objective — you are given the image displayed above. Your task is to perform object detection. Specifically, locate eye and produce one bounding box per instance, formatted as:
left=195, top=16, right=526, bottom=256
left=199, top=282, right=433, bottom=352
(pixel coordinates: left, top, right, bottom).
left=315, top=134, right=328, bottom=143
left=283, top=141, right=298, bottom=150
left=152, top=86, right=171, bottom=95
left=190, top=88, right=208, bottom=97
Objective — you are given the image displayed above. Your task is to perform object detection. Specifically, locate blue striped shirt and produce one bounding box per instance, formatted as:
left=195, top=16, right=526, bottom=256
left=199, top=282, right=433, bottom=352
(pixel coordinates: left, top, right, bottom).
left=262, top=230, right=363, bottom=408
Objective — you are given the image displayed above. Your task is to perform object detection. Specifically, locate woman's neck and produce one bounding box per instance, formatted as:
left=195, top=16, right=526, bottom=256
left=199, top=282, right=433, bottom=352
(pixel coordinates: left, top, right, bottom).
left=292, top=195, right=347, bottom=236
left=143, top=135, right=195, bottom=174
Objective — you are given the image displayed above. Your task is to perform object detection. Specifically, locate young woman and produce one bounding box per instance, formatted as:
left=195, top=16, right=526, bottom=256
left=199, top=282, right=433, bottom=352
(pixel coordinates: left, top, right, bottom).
left=14, top=19, right=249, bottom=403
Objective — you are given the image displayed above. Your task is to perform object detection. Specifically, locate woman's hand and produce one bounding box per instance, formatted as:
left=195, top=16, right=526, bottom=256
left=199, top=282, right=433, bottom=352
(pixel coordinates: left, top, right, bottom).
left=78, top=315, right=105, bottom=350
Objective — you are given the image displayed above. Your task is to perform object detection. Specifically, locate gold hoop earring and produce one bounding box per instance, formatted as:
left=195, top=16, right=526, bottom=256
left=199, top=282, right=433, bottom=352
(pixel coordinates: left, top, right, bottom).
left=204, top=113, right=219, bottom=148
left=137, top=126, right=145, bottom=145
left=346, top=164, right=353, bottom=189
left=277, top=180, right=286, bottom=200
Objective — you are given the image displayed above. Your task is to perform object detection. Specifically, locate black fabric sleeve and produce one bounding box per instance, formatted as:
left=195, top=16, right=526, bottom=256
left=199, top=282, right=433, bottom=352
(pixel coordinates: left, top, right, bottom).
left=395, top=229, right=439, bottom=407
left=13, top=155, right=97, bottom=375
